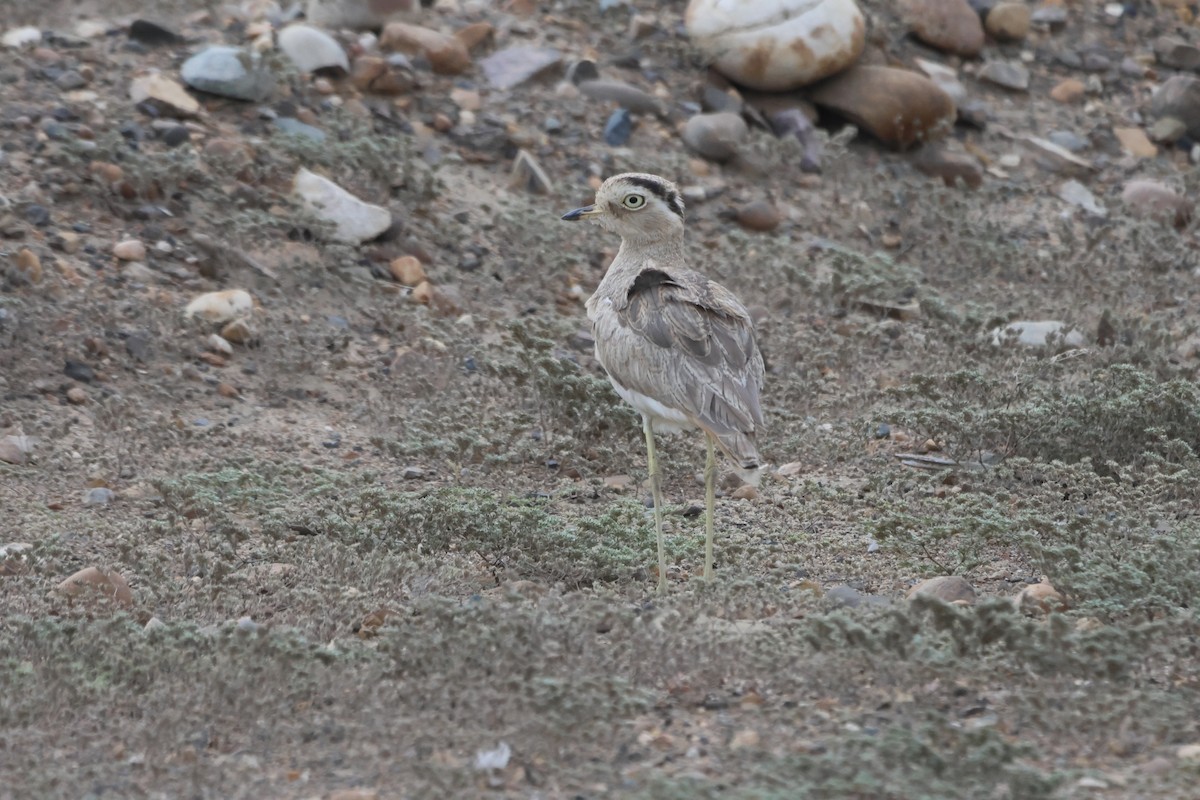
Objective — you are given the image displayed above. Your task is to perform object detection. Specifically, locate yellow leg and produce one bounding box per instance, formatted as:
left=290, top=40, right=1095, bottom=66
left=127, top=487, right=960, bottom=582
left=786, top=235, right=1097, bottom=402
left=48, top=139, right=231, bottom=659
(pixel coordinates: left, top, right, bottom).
left=644, top=417, right=667, bottom=594
left=704, top=432, right=716, bottom=581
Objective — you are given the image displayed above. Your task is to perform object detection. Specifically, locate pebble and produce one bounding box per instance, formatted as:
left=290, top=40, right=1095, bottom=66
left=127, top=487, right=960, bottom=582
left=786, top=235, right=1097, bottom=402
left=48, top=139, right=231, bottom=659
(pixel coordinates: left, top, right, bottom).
left=991, top=320, right=1085, bottom=347
left=0, top=435, right=33, bottom=465
left=914, top=57, right=967, bottom=105
left=85, top=488, right=114, bottom=508
left=220, top=318, right=256, bottom=344
left=1030, top=5, right=1067, bottom=31
left=603, top=474, right=633, bottom=490
left=207, top=333, right=234, bottom=355
left=577, top=80, right=666, bottom=117
left=15, top=248, right=42, bottom=283
left=380, top=22, right=470, bottom=75
left=56, top=565, right=133, bottom=607
left=351, top=56, right=413, bottom=95
left=1150, top=76, right=1200, bottom=140
left=509, top=149, right=554, bottom=194
left=912, top=147, right=984, bottom=188
left=479, top=46, right=562, bottom=89
left=144, top=616, right=166, bottom=632
left=1049, top=78, right=1085, bottom=103
left=808, top=65, right=955, bottom=150
left=603, top=108, right=633, bottom=146
left=731, top=485, right=759, bottom=500
left=455, top=22, right=495, bottom=53
left=978, top=60, right=1030, bottom=91
left=565, top=59, right=600, bottom=85
left=985, top=2, right=1030, bottom=41
left=66, top=386, right=88, bottom=405
left=161, top=125, right=190, bottom=147
left=1155, top=36, right=1200, bottom=73
left=902, top=0, right=984, bottom=57
left=681, top=112, right=747, bottom=162
left=2, top=26, right=41, bottom=48
left=181, top=46, right=275, bottom=102
left=1112, top=127, right=1156, bottom=159
left=1057, top=179, right=1107, bottom=217
left=686, top=0, right=866, bottom=90
left=1020, top=135, right=1093, bottom=175
left=113, top=238, right=146, bottom=261
left=1015, top=581, right=1066, bottom=614
left=185, top=289, right=254, bottom=324
left=306, top=0, right=414, bottom=29
left=1178, top=744, right=1200, bottom=762
left=277, top=24, right=350, bottom=74
left=907, top=575, right=976, bottom=605
left=64, top=359, right=94, bottom=382
left=293, top=167, right=392, bottom=244
left=1120, top=180, right=1193, bottom=228
left=389, top=255, right=425, bottom=285
left=735, top=200, right=781, bottom=232
left=55, top=70, right=87, bottom=90
left=128, top=19, right=182, bottom=47
left=1148, top=116, right=1187, bottom=144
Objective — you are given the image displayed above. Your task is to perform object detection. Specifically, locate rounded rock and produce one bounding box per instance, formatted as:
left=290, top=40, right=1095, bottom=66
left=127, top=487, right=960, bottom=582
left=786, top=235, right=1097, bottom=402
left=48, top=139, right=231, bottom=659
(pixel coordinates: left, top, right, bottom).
left=681, top=112, right=748, bottom=162
left=278, top=24, right=350, bottom=74
left=985, top=2, right=1031, bottom=41
left=113, top=238, right=147, bottom=261
left=181, top=46, right=275, bottom=102
left=808, top=65, right=956, bottom=151
left=735, top=200, right=782, bottom=232
left=56, top=566, right=134, bottom=608
left=1151, top=75, right=1200, bottom=140
left=685, top=0, right=866, bottom=91
left=907, top=575, right=977, bottom=605
left=1121, top=180, right=1192, bottom=229
left=902, top=0, right=984, bottom=57
left=1015, top=581, right=1067, bottom=614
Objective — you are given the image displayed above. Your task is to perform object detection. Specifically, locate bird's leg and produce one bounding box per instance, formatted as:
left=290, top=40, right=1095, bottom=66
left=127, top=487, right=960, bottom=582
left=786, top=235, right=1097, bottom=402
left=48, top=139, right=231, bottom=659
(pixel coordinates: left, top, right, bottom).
left=643, top=417, right=667, bottom=594
left=704, top=432, right=717, bottom=581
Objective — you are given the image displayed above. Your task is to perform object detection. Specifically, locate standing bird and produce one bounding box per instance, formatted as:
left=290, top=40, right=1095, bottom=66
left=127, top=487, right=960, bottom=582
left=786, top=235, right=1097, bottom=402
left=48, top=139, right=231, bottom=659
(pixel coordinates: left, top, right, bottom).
left=562, top=173, right=766, bottom=592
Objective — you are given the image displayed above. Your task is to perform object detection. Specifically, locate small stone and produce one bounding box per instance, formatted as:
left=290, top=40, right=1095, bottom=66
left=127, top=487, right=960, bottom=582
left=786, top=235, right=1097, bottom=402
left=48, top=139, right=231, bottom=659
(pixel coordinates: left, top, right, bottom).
left=1049, top=78, right=1085, bottom=103
left=1151, top=75, right=1200, bottom=140
left=144, top=616, right=166, bottom=631
left=66, top=386, right=88, bottom=405
left=63, top=360, right=95, bottom=383
left=577, top=80, right=666, bottom=117
left=565, top=59, right=600, bottom=85
left=2, top=26, right=41, bottom=48
left=411, top=280, right=434, bottom=305
left=380, top=22, right=470, bottom=75
left=54, top=70, right=87, bottom=91
left=278, top=24, right=349, bottom=74
left=911, top=146, right=983, bottom=188
left=1015, top=581, right=1066, bottom=614
left=509, top=149, right=554, bottom=194
left=181, top=46, right=275, bottom=102
left=56, top=566, right=133, bottom=608
left=450, top=88, right=481, bottom=111
left=454, top=22, right=494, bottom=52
left=1021, top=135, right=1094, bottom=175
left=1155, top=36, right=1200, bottom=72
left=686, top=0, right=867, bottom=90
left=389, top=255, right=425, bottom=285
left=161, top=125, right=190, bottom=147
left=1030, top=4, right=1067, bottom=30
left=293, top=167, right=392, bottom=244
left=84, top=487, right=114, bottom=506
left=735, top=200, right=781, bottom=232
left=1112, top=127, right=1156, bottom=159
left=401, top=466, right=425, bottom=480
left=275, top=117, right=326, bottom=143
left=1057, top=179, right=1107, bottom=217
left=185, top=289, right=254, bottom=324
left=0, top=435, right=34, bottom=465
left=729, top=729, right=760, bottom=750
left=985, top=2, right=1031, bottom=41
left=603, top=474, right=633, bottom=490
left=902, top=0, right=984, bottom=57
left=113, top=238, right=147, bottom=261
left=306, top=0, right=415, bottom=29
left=207, top=334, right=234, bottom=355
left=630, top=13, right=659, bottom=40
left=681, top=112, right=748, bottom=162
left=913, top=57, right=967, bottom=104
left=826, top=585, right=864, bottom=608
left=1121, top=179, right=1193, bottom=228
left=603, top=108, right=634, bottom=146
left=478, top=46, right=562, bottom=89
left=15, top=248, right=42, bottom=283
left=978, top=60, right=1030, bottom=91
left=351, top=56, right=413, bottom=95
left=1148, top=116, right=1187, bottom=143
left=1177, top=744, right=1200, bottom=762
left=991, top=320, right=1085, bottom=347
left=220, top=318, right=255, bottom=344
left=128, top=19, right=182, bottom=46
left=808, top=65, right=955, bottom=150
left=731, top=485, right=759, bottom=501
left=907, top=575, right=977, bottom=605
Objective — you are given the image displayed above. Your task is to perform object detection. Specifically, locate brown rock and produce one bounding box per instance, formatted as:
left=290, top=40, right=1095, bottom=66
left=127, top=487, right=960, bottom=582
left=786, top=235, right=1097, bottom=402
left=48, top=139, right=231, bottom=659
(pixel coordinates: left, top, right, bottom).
left=735, top=200, right=782, bottom=232
left=454, top=21, right=494, bottom=52
left=56, top=566, right=134, bottom=609
left=450, top=87, right=481, bottom=111
left=1121, top=179, right=1193, bottom=228
left=1049, top=78, right=1085, bottom=103
left=479, top=46, right=562, bottom=89
left=220, top=318, right=256, bottom=344
left=808, top=66, right=956, bottom=151
left=89, top=161, right=124, bottom=184
left=380, top=23, right=470, bottom=75
left=15, top=248, right=42, bottom=283
left=912, top=146, right=983, bottom=188
left=902, top=0, right=984, bottom=57
left=66, top=386, right=88, bottom=405
left=411, top=280, right=434, bottom=305
left=603, top=474, right=633, bottom=490
left=985, top=3, right=1031, bottom=41
left=1113, top=127, right=1157, bottom=159
left=216, top=382, right=239, bottom=398
left=907, top=575, right=977, bottom=605
left=731, top=485, right=759, bottom=500
left=1015, top=581, right=1066, bottom=614
left=350, top=56, right=412, bottom=95
left=681, top=112, right=748, bottom=162
left=389, top=255, right=426, bottom=285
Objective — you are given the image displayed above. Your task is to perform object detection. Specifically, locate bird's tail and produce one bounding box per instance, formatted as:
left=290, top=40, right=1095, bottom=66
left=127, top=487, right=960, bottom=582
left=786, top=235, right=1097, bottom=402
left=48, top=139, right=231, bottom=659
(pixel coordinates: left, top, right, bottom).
left=715, top=431, right=765, bottom=488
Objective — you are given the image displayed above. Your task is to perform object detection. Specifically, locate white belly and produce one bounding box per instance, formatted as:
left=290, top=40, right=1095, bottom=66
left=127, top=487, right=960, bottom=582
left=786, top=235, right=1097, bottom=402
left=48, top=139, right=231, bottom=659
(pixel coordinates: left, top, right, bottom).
left=609, top=378, right=694, bottom=434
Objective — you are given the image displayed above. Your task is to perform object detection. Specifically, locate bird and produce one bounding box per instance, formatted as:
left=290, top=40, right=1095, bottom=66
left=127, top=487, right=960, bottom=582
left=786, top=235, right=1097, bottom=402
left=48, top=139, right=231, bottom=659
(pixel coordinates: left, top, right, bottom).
left=561, top=172, right=765, bottom=592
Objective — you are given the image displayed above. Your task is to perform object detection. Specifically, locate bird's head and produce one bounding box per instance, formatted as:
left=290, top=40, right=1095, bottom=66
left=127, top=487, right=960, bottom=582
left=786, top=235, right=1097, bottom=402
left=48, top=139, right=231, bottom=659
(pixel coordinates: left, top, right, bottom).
left=561, top=172, right=686, bottom=243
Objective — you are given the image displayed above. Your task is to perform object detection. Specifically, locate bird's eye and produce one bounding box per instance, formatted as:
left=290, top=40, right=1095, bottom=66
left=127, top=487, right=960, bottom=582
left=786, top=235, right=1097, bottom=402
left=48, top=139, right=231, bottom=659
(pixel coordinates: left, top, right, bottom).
left=622, top=194, right=646, bottom=210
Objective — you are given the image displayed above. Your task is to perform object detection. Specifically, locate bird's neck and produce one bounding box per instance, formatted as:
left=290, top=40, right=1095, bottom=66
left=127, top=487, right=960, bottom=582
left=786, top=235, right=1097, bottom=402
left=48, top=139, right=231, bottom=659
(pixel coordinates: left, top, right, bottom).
left=608, top=235, right=686, bottom=278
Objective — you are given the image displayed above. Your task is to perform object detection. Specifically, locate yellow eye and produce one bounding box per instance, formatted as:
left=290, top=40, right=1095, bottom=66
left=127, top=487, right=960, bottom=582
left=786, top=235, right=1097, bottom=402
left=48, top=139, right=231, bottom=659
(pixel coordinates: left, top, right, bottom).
left=622, top=194, right=646, bottom=209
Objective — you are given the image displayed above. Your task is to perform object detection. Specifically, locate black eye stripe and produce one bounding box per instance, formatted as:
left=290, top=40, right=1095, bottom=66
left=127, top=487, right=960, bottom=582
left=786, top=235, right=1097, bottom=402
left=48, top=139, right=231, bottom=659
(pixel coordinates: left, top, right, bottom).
left=622, top=176, right=684, bottom=218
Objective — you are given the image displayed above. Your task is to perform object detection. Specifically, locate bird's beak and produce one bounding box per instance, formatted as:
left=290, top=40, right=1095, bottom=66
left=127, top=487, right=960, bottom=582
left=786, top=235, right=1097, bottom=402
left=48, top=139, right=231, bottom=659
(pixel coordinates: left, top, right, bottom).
left=561, top=205, right=600, bottom=221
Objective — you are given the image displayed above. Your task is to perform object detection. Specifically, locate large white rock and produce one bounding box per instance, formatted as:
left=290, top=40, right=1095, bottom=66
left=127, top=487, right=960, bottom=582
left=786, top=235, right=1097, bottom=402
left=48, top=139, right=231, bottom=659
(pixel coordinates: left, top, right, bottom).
left=185, top=289, right=255, bottom=323
left=685, top=0, right=865, bottom=91
left=293, top=167, right=392, bottom=244
left=278, top=24, right=350, bottom=74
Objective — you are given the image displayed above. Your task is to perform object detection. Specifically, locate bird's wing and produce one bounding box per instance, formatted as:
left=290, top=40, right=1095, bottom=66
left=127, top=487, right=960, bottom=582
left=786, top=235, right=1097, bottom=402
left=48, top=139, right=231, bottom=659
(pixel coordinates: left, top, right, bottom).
left=608, top=266, right=765, bottom=436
